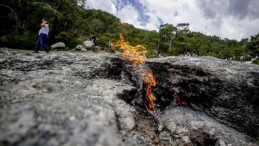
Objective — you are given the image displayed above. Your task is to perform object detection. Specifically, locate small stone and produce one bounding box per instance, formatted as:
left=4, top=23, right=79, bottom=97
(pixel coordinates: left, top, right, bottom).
left=69, top=116, right=76, bottom=121
left=182, top=136, right=190, bottom=143
left=164, top=120, right=176, bottom=133
left=219, top=140, right=226, bottom=146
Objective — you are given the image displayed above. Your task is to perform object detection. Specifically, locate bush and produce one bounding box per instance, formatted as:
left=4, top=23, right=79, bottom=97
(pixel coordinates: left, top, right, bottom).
left=0, top=32, right=38, bottom=49
left=99, top=35, right=112, bottom=48
left=168, top=47, right=179, bottom=55
left=252, top=60, right=259, bottom=65
left=54, top=31, right=79, bottom=49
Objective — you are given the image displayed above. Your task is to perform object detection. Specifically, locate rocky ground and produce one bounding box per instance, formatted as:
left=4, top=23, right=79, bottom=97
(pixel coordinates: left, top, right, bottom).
left=0, top=48, right=258, bottom=146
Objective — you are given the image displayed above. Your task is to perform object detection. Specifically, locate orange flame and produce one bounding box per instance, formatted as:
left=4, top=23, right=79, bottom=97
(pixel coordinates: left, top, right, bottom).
left=113, top=33, right=147, bottom=70
left=113, top=33, right=157, bottom=111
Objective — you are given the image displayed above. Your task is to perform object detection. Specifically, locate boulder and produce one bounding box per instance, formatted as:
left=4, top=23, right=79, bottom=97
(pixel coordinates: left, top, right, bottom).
left=51, top=42, right=66, bottom=49
left=83, top=41, right=94, bottom=49
left=81, top=48, right=87, bottom=51
left=75, top=45, right=85, bottom=51
left=76, top=45, right=84, bottom=49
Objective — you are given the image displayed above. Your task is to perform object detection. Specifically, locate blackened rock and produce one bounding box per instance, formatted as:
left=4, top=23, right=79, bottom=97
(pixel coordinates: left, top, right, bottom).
left=148, top=56, right=259, bottom=138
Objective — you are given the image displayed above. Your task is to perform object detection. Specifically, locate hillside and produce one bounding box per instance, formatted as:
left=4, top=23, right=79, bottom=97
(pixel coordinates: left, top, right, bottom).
left=0, top=0, right=259, bottom=59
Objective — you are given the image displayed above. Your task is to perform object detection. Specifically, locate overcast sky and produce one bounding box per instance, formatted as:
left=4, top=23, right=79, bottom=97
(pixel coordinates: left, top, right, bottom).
left=85, top=0, right=259, bottom=40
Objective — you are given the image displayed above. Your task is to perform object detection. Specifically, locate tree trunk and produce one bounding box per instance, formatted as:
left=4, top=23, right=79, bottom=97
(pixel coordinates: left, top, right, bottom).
left=168, top=39, right=172, bottom=51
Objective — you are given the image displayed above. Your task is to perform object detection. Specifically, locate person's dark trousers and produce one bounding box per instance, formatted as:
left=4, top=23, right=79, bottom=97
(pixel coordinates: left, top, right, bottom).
left=35, top=33, right=49, bottom=53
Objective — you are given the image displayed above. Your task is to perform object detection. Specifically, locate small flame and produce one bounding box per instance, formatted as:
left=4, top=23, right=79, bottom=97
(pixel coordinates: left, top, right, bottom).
left=113, top=33, right=157, bottom=111
left=175, top=93, right=187, bottom=106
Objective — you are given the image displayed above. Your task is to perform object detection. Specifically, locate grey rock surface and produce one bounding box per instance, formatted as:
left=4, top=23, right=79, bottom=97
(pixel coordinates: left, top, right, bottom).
left=157, top=106, right=257, bottom=146
left=0, top=48, right=258, bottom=146
left=0, top=48, right=137, bottom=146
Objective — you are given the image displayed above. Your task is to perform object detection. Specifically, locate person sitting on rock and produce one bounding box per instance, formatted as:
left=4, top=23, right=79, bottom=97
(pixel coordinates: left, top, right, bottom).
left=35, top=18, right=49, bottom=53
left=90, top=35, right=97, bottom=46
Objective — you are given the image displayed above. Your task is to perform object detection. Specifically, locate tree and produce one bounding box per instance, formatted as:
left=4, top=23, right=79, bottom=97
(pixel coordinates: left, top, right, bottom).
left=158, top=23, right=190, bottom=55
left=159, top=23, right=177, bottom=52
left=248, top=34, right=259, bottom=55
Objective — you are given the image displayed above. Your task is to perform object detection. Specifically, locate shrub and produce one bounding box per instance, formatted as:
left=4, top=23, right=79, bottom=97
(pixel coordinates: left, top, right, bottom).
left=252, top=60, right=259, bottom=65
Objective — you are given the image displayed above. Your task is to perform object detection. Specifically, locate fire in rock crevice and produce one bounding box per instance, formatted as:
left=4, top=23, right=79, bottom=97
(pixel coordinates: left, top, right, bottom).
left=113, top=33, right=157, bottom=111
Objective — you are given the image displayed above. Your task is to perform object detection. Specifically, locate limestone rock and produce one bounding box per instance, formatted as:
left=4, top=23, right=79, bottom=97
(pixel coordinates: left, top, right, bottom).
left=51, top=42, right=65, bottom=49
left=148, top=56, right=259, bottom=138
left=83, top=41, right=94, bottom=49
left=81, top=48, right=87, bottom=51
left=75, top=45, right=84, bottom=51
left=0, top=48, right=258, bottom=146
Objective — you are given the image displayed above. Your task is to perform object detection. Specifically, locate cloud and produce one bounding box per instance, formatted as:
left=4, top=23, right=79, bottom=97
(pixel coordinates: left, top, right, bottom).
left=194, top=0, right=259, bottom=40
left=248, top=0, right=259, bottom=19
left=85, top=0, right=259, bottom=40
left=86, top=0, right=117, bottom=14
left=196, top=0, right=227, bottom=19
left=117, top=5, right=141, bottom=27
left=220, top=16, right=259, bottom=40
left=228, top=0, right=251, bottom=20
left=124, top=0, right=150, bottom=25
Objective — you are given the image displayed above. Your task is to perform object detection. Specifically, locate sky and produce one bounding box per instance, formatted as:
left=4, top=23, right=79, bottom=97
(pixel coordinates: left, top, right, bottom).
left=84, top=0, right=259, bottom=40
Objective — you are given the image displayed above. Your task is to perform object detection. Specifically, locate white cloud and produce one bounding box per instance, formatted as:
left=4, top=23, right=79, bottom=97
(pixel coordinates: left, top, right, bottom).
left=85, top=0, right=259, bottom=40
left=116, top=5, right=141, bottom=27
left=86, top=0, right=117, bottom=14
left=220, top=16, right=259, bottom=40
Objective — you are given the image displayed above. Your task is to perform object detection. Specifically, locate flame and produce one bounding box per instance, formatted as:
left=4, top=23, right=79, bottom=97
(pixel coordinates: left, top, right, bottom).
left=175, top=93, right=187, bottom=106
left=113, top=33, right=157, bottom=111
left=113, top=33, right=147, bottom=70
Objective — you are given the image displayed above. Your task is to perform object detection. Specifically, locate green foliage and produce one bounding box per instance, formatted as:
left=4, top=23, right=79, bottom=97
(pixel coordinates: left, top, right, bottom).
left=54, top=31, right=79, bottom=48
left=168, top=47, right=179, bottom=55
left=252, top=60, right=259, bottom=65
left=98, top=35, right=111, bottom=48
left=248, top=34, right=259, bottom=55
